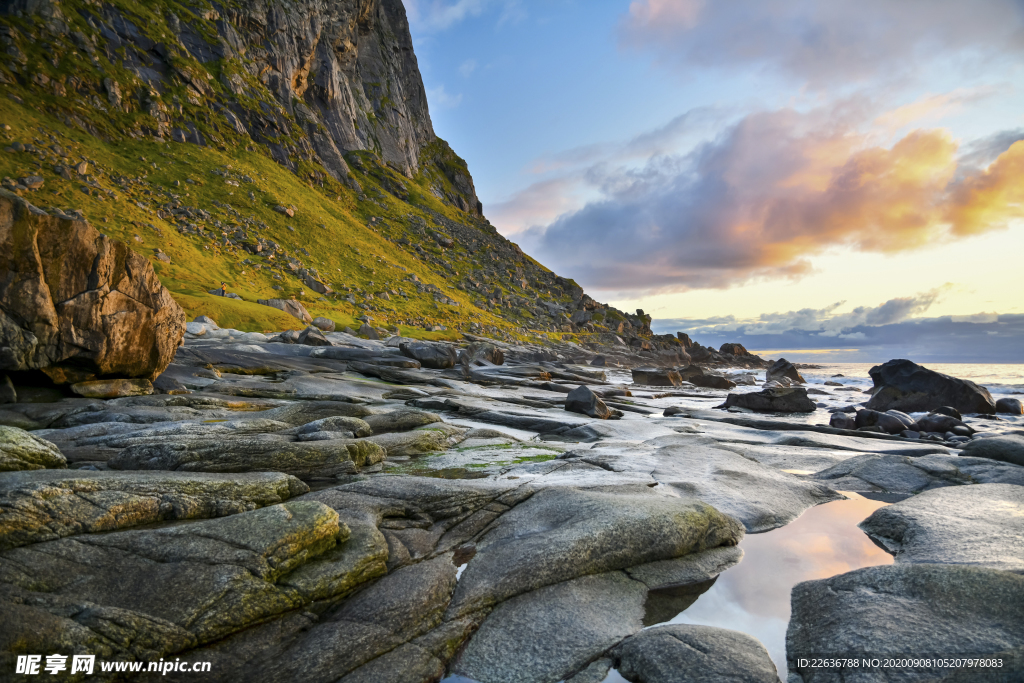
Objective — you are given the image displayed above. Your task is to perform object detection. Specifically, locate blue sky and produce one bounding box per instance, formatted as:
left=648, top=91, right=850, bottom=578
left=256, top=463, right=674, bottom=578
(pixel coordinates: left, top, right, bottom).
left=405, top=0, right=1024, bottom=362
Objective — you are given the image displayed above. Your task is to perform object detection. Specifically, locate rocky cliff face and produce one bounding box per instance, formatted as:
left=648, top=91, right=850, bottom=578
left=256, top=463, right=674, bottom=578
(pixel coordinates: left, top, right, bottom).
left=0, top=0, right=481, bottom=210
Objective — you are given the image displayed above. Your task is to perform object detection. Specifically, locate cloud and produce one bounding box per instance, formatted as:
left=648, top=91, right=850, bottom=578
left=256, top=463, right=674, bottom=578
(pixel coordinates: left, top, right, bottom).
left=515, top=105, right=1024, bottom=293
left=618, top=0, right=1024, bottom=87
left=426, top=84, right=463, bottom=108
left=405, top=0, right=524, bottom=33
left=458, top=59, right=477, bottom=77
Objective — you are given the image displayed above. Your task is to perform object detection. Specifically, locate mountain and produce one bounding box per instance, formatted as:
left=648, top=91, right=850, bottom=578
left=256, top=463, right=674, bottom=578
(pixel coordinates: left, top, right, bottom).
left=0, top=0, right=723, bottom=364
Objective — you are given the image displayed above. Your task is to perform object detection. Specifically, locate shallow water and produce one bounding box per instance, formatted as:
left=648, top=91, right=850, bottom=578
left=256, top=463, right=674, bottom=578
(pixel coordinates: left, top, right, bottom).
left=654, top=493, right=894, bottom=676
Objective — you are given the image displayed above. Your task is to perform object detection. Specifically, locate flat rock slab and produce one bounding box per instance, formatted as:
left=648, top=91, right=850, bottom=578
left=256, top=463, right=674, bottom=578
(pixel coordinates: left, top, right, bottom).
left=568, top=439, right=842, bottom=532
left=108, top=437, right=385, bottom=480
left=612, top=624, right=780, bottom=683
left=0, top=426, right=65, bottom=471
left=453, top=571, right=647, bottom=683
left=446, top=486, right=743, bottom=619
left=859, top=483, right=1024, bottom=572
left=812, top=453, right=1024, bottom=494
left=960, top=435, right=1024, bottom=467
left=0, top=501, right=379, bottom=663
left=787, top=564, right=1024, bottom=682
left=0, top=469, right=308, bottom=550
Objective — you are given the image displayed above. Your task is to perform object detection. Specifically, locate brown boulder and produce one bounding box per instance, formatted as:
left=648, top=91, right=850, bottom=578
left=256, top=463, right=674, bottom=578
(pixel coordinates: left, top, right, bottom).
left=0, top=190, right=185, bottom=384
left=719, top=343, right=750, bottom=356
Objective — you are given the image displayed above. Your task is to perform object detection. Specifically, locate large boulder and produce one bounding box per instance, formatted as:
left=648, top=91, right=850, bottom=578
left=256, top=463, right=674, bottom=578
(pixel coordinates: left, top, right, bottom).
left=718, top=343, right=751, bottom=356
left=0, top=425, right=66, bottom=471
left=678, top=365, right=736, bottom=390
left=257, top=298, right=312, bottom=324
left=996, top=397, right=1023, bottom=415
left=400, top=341, right=458, bottom=369
left=0, top=190, right=185, bottom=383
left=565, top=385, right=615, bottom=419
left=960, top=435, right=1024, bottom=467
left=631, top=368, right=682, bottom=387
left=765, top=358, right=805, bottom=384
left=719, top=387, right=816, bottom=413
left=865, top=359, right=996, bottom=414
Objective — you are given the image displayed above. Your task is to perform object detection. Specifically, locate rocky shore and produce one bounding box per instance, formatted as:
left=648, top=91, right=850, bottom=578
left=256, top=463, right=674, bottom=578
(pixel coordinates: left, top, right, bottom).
left=1, top=314, right=1022, bottom=682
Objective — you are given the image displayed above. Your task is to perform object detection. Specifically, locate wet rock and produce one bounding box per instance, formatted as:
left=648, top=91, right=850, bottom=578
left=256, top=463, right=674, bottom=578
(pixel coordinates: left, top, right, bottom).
left=453, top=571, right=646, bottom=683
left=446, top=487, right=744, bottom=619
left=109, top=437, right=386, bottom=480
left=766, top=358, right=805, bottom=384
left=996, top=397, right=1023, bottom=415
left=663, top=406, right=684, bottom=417
left=0, top=426, right=66, bottom=471
left=678, top=365, right=737, bottom=390
left=70, top=378, right=154, bottom=398
left=811, top=452, right=1024, bottom=494
left=787, top=564, right=1024, bottom=683
left=631, top=368, right=682, bottom=387
left=916, top=412, right=973, bottom=434
left=932, top=405, right=963, bottom=420
left=565, top=385, right=615, bottom=419
left=829, top=412, right=855, bottom=429
left=0, top=501, right=361, bottom=661
left=865, top=359, right=996, bottom=414
left=854, top=408, right=909, bottom=435
left=256, top=298, right=312, bottom=324
left=0, top=470, right=308, bottom=550
left=364, top=408, right=442, bottom=434
left=297, top=416, right=373, bottom=439
left=0, top=189, right=185, bottom=384
left=613, top=624, right=779, bottom=683
left=297, top=326, right=332, bottom=346
left=399, top=341, right=457, bottom=369
left=719, top=387, right=816, bottom=413
left=959, top=435, right=1024, bottom=467
left=860, top=483, right=1024, bottom=572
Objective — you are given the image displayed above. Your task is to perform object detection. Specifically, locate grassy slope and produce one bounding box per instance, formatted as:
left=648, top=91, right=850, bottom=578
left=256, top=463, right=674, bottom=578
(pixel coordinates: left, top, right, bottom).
left=0, top=0, right=579, bottom=342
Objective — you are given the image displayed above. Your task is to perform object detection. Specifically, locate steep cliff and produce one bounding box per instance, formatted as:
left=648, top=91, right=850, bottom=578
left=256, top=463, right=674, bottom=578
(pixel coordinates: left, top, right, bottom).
left=0, top=0, right=686, bottom=359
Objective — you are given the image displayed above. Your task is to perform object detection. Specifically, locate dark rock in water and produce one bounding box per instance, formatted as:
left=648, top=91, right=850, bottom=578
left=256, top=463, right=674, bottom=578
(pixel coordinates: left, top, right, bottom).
left=0, top=426, right=66, bottom=471
left=996, top=397, right=1024, bottom=415
left=297, top=326, right=332, bottom=346
left=859, top=483, right=1024, bottom=572
left=766, top=358, right=805, bottom=384
left=931, top=405, right=962, bottom=420
left=916, top=412, right=973, bottom=435
left=663, top=406, right=684, bottom=417
left=462, top=341, right=504, bottom=366
left=613, top=624, right=779, bottom=683
left=631, top=367, right=682, bottom=387
left=718, top=343, right=751, bottom=356
left=885, top=409, right=918, bottom=430
left=829, top=412, right=855, bottom=429
left=855, top=408, right=909, bottom=435
left=678, top=365, right=736, bottom=390
left=960, top=435, right=1024, bottom=467
left=565, top=385, right=615, bottom=419
left=865, top=359, right=996, bottom=414
left=257, top=298, right=313, bottom=324
left=787, top=564, right=1024, bottom=683
left=400, top=341, right=457, bottom=369
left=0, top=190, right=185, bottom=384
left=719, top=387, right=816, bottom=413
left=590, top=355, right=606, bottom=367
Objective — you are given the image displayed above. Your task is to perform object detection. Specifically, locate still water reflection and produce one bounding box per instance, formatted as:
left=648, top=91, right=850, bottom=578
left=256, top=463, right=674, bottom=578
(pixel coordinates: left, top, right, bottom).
left=658, top=493, right=894, bottom=675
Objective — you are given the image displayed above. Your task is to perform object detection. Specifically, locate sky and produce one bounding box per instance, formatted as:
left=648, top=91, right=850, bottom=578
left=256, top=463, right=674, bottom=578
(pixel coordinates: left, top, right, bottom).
left=404, top=0, right=1024, bottom=363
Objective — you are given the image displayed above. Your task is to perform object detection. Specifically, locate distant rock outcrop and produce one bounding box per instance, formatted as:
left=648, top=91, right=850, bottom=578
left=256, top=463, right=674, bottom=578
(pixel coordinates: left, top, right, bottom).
left=0, top=190, right=185, bottom=384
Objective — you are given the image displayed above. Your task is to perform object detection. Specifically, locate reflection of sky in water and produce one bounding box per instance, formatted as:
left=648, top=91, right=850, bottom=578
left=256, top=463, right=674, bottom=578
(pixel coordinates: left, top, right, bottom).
left=661, top=494, right=894, bottom=676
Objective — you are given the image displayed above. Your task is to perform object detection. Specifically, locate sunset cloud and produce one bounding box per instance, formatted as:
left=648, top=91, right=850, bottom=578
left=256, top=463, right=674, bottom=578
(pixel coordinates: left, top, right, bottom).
left=618, top=0, right=1024, bottom=86
left=517, top=107, right=1024, bottom=294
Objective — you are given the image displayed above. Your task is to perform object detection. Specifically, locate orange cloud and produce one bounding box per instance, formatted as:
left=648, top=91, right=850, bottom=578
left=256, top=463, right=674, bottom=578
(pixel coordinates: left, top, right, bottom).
left=947, top=140, right=1024, bottom=236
